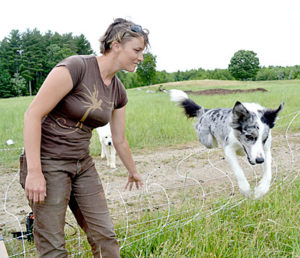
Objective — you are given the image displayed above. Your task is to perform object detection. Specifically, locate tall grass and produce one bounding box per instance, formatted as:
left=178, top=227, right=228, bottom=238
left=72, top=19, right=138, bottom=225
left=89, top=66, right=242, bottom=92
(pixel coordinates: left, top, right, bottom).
left=120, top=181, right=300, bottom=257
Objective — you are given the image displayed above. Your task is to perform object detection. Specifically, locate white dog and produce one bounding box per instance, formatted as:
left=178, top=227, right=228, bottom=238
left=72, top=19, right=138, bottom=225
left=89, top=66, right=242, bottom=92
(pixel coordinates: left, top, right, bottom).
left=170, top=89, right=284, bottom=199
left=96, top=123, right=116, bottom=168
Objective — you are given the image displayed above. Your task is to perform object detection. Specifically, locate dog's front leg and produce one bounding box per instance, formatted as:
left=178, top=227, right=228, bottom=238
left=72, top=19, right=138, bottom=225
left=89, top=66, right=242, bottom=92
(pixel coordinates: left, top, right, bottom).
left=110, top=147, right=116, bottom=168
left=100, top=142, right=106, bottom=159
left=254, top=146, right=272, bottom=199
left=224, top=146, right=252, bottom=198
left=105, top=147, right=110, bottom=166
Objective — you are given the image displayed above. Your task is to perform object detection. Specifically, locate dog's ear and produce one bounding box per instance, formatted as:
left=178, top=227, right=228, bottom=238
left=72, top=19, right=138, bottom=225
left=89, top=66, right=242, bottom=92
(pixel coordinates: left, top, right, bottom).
left=262, top=102, right=284, bottom=128
left=231, top=101, right=250, bottom=129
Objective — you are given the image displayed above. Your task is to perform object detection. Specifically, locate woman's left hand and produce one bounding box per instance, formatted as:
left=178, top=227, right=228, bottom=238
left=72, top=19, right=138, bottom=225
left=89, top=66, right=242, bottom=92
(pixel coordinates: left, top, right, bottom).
left=125, top=172, right=143, bottom=191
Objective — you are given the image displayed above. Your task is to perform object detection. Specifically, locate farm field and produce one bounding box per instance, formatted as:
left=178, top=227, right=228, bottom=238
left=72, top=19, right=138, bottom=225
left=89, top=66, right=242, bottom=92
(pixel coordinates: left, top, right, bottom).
left=0, top=80, right=299, bottom=257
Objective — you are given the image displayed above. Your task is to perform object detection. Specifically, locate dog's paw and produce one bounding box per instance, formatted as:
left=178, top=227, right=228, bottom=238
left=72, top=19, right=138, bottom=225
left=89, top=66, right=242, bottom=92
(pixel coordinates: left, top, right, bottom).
left=240, top=188, right=252, bottom=198
left=239, top=183, right=252, bottom=198
left=110, top=164, right=116, bottom=169
left=254, top=184, right=270, bottom=200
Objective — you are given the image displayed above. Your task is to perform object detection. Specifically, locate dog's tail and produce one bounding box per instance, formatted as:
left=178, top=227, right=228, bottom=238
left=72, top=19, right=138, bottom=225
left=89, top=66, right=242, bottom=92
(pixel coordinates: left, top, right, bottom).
left=170, top=89, right=205, bottom=118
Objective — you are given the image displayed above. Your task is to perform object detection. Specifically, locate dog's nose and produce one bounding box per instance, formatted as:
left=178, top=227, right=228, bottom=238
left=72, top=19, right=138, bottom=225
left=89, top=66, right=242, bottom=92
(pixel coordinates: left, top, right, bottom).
left=256, top=157, right=264, bottom=164
left=108, top=142, right=112, bottom=146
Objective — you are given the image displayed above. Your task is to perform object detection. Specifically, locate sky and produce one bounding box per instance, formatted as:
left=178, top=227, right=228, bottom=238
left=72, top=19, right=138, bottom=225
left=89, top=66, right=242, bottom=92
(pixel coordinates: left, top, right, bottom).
left=1, top=0, right=300, bottom=72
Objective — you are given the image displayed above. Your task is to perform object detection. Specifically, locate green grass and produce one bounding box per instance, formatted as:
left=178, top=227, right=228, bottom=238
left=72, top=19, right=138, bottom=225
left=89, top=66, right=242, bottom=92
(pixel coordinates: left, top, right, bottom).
left=120, top=180, right=300, bottom=257
left=0, top=96, right=33, bottom=168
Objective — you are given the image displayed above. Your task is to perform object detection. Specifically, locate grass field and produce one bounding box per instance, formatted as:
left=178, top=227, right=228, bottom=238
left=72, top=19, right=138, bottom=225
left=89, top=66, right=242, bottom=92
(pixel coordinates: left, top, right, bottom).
left=1, top=79, right=300, bottom=257
left=1, top=80, right=299, bottom=156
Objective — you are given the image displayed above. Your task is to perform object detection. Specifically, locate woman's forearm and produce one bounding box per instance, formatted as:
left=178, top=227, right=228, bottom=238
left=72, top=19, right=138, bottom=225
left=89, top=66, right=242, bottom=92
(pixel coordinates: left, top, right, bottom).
left=113, top=138, right=138, bottom=175
left=23, top=110, right=43, bottom=174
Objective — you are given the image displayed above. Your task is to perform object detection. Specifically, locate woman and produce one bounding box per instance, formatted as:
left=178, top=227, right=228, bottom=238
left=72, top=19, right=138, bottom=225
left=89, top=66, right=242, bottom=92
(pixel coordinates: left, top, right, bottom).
left=20, top=18, right=149, bottom=257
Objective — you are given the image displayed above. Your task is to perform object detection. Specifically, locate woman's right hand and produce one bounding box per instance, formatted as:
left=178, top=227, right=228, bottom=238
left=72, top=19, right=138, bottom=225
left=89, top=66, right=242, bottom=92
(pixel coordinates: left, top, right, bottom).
left=25, top=172, right=47, bottom=204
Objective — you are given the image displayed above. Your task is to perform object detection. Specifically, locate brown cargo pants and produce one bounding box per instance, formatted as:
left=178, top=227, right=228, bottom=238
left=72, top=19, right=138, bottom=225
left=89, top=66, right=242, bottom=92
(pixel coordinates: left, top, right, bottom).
left=20, top=154, right=120, bottom=258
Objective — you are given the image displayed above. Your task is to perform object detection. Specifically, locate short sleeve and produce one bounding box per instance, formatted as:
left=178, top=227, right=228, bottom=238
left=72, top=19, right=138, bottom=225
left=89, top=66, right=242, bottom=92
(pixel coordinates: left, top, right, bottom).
left=56, top=55, right=85, bottom=87
left=115, top=77, right=128, bottom=109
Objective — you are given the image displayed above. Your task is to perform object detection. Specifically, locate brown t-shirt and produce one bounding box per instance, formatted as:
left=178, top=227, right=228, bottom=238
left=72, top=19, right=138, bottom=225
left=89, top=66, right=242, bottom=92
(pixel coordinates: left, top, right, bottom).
left=40, top=55, right=128, bottom=159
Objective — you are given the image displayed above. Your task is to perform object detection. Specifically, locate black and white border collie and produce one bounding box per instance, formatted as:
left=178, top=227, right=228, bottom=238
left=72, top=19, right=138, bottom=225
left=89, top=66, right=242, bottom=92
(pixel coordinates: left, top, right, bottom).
left=170, top=89, right=284, bottom=199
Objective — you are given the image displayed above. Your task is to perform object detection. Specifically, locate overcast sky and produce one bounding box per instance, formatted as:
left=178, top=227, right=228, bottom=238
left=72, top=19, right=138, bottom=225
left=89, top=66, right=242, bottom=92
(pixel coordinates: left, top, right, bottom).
left=1, top=0, right=299, bottom=72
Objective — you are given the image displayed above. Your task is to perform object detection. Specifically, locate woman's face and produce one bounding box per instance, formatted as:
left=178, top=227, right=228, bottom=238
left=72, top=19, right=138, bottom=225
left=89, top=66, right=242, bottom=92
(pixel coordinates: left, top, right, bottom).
left=118, top=36, right=145, bottom=72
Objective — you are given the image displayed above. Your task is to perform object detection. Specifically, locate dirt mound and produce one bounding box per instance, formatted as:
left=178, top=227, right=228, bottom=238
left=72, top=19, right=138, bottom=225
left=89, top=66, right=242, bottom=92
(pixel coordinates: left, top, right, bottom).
left=185, top=88, right=268, bottom=95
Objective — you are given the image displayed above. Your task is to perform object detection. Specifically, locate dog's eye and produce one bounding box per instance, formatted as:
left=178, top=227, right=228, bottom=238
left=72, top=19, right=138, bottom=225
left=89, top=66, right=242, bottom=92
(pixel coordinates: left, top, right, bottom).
left=245, top=135, right=255, bottom=141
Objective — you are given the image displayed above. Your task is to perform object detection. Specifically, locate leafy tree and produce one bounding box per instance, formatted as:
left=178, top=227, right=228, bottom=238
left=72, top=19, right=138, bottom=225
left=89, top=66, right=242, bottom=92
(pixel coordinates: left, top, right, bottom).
left=74, top=34, right=94, bottom=55
left=117, top=71, right=139, bottom=88
left=174, top=70, right=184, bottom=82
left=20, top=29, right=44, bottom=94
left=288, top=65, right=300, bottom=79
left=136, top=52, right=156, bottom=86
left=0, top=67, right=12, bottom=98
left=10, top=72, right=28, bottom=96
left=228, top=50, right=260, bottom=80
left=154, top=70, right=169, bottom=84
left=205, top=69, right=234, bottom=80
left=0, top=30, right=22, bottom=74
left=45, top=44, right=75, bottom=70
left=255, top=65, right=300, bottom=80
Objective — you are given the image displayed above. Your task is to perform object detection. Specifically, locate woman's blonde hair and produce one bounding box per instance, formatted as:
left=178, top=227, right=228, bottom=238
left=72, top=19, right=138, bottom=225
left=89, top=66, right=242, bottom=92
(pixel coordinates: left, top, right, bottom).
left=99, top=18, right=149, bottom=54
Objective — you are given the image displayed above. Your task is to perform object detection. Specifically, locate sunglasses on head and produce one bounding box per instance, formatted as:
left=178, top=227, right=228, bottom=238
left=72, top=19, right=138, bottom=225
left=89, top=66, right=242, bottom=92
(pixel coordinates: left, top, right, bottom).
left=130, top=25, right=143, bottom=33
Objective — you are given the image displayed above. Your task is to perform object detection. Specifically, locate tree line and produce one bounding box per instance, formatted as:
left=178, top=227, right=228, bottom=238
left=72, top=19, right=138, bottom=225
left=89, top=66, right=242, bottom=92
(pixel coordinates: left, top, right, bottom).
left=1, top=29, right=300, bottom=98
left=130, top=50, right=300, bottom=88
left=0, top=29, right=94, bottom=97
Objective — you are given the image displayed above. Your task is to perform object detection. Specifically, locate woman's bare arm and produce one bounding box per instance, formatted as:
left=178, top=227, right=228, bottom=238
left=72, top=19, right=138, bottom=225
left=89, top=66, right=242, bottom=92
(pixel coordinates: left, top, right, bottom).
left=110, top=106, right=143, bottom=190
left=24, top=66, right=73, bottom=203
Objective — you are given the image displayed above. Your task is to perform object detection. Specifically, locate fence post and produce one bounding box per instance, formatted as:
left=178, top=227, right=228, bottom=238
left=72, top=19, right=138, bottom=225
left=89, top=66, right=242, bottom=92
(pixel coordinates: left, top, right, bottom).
left=0, top=235, right=9, bottom=258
